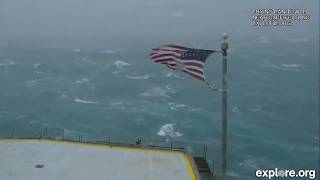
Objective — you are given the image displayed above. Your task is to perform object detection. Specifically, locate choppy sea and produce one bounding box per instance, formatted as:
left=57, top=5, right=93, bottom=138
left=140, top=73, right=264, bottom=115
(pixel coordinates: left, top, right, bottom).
left=0, top=37, right=318, bottom=179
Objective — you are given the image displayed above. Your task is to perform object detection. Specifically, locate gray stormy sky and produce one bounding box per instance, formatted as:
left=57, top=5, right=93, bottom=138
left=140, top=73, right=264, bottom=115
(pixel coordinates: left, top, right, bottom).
left=0, top=0, right=319, bottom=48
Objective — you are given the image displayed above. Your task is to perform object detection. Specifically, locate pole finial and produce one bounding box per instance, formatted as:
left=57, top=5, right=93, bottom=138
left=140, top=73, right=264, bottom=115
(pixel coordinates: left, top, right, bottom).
left=222, top=32, right=228, bottom=41
left=221, top=33, right=229, bottom=56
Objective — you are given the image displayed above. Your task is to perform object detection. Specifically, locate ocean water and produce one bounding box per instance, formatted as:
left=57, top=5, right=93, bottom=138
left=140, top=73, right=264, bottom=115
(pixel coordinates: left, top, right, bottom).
left=0, top=37, right=318, bottom=179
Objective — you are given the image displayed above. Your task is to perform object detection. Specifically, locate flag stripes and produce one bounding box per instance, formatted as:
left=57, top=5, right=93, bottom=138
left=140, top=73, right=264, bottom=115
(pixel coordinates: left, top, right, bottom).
left=150, top=44, right=215, bottom=81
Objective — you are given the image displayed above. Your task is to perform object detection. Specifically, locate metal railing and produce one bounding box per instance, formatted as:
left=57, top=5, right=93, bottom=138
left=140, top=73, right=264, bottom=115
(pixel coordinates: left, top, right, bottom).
left=1, top=127, right=211, bottom=157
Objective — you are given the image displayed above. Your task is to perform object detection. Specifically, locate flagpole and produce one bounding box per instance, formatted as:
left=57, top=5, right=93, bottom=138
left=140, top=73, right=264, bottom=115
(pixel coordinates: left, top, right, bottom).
left=221, top=32, right=229, bottom=178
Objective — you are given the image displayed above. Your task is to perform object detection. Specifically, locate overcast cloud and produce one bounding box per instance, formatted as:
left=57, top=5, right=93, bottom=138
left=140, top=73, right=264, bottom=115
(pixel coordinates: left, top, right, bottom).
left=0, top=0, right=318, bottom=48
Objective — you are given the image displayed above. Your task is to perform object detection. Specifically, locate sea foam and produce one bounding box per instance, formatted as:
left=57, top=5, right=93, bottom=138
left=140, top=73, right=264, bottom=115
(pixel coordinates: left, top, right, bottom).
left=0, top=61, right=17, bottom=67
left=76, top=78, right=90, bottom=84
left=74, top=98, right=98, bottom=104
left=158, top=124, right=183, bottom=138
left=114, top=61, right=130, bottom=68
left=33, top=63, right=41, bottom=68
left=101, top=50, right=116, bottom=54
left=140, top=87, right=170, bottom=98
left=126, top=74, right=150, bottom=80
left=165, top=72, right=184, bottom=79
left=260, top=63, right=306, bottom=71
left=280, top=64, right=306, bottom=68
left=73, top=49, right=81, bottom=53
left=113, top=61, right=131, bottom=74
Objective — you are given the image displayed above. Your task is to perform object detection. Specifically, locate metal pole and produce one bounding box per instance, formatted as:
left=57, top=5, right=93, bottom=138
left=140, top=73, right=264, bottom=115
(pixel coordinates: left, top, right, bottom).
left=221, top=33, right=229, bottom=177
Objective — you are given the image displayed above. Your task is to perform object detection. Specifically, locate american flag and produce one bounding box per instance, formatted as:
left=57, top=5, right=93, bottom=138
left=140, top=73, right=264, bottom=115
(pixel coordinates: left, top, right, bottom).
left=150, top=45, right=216, bottom=81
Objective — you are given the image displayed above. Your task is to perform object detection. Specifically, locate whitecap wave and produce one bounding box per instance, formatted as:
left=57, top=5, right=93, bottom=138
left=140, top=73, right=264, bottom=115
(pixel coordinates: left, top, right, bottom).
left=168, top=102, right=200, bottom=111
left=114, top=60, right=130, bottom=67
left=74, top=98, right=98, bottom=104
left=76, top=78, right=90, bottom=84
left=32, top=71, right=51, bottom=75
left=232, top=106, right=240, bottom=113
left=32, top=71, right=47, bottom=74
left=101, top=50, right=116, bottom=54
left=165, top=84, right=172, bottom=90
left=260, top=63, right=306, bottom=71
left=0, top=61, right=17, bottom=67
left=112, top=70, right=121, bottom=74
left=248, top=105, right=262, bottom=112
left=59, top=92, right=69, bottom=99
left=140, top=87, right=170, bottom=98
left=33, top=63, right=41, bottom=68
left=80, top=57, right=97, bottom=65
left=109, top=101, right=126, bottom=109
left=239, top=157, right=260, bottom=170
left=25, top=79, right=41, bottom=86
left=113, top=61, right=131, bottom=74
left=0, top=111, right=9, bottom=116
left=157, top=124, right=183, bottom=138
left=73, top=49, right=81, bottom=53
left=165, top=72, right=184, bottom=79
left=165, top=84, right=176, bottom=94
left=16, top=115, right=26, bottom=119
left=168, top=102, right=187, bottom=110
left=281, top=64, right=306, bottom=68
left=126, top=74, right=150, bottom=80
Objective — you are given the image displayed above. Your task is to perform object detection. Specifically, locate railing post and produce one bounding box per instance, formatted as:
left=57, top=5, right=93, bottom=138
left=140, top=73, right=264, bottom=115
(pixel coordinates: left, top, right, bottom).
left=109, top=136, right=112, bottom=148
left=211, top=160, right=215, bottom=175
left=38, top=132, right=42, bottom=141
left=203, top=144, right=207, bottom=159
left=135, top=138, right=142, bottom=146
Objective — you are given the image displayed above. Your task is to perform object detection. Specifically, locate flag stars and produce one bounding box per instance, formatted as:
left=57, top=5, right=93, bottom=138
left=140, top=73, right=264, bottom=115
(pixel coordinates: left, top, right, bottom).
left=181, top=50, right=211, bottom=60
